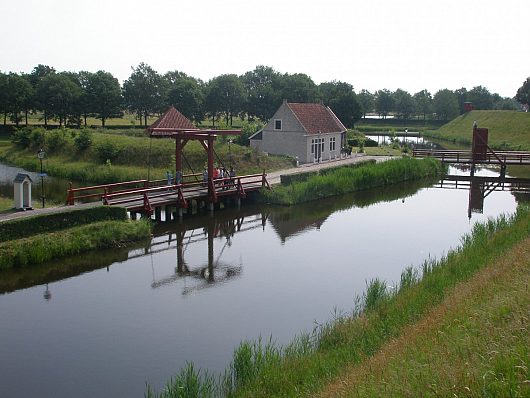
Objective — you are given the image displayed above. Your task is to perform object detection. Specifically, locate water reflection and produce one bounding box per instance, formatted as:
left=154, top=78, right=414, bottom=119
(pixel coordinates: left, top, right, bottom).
left=437, top=172, right=530, bottom=218
left=146, top=210, right=268, bottom=293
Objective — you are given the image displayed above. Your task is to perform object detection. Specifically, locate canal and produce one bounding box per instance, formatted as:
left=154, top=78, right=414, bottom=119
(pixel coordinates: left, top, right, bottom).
left=0, top=163, right=529, bottom=397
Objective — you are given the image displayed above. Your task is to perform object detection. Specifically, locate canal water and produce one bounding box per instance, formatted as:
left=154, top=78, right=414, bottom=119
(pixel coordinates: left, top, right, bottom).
left=0, top=164, right=528, bottom=397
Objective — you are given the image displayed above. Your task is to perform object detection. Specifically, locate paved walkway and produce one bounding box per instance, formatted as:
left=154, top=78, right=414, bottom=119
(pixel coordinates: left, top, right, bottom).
left=265, top=153, right=393, bottom=185
left=0, top=154, right=393, bottom=223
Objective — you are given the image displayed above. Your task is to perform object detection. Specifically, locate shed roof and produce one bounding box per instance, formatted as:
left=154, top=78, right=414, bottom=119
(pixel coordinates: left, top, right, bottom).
left=287, top=103, right=347, bottom=135
left=13, top=173, right=32, bottom=183
left=148, top=106, right=197, bottom=136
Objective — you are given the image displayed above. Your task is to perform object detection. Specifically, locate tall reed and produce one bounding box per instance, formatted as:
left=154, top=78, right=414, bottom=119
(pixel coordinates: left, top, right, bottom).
left=261, top=157, right=444, bottom=205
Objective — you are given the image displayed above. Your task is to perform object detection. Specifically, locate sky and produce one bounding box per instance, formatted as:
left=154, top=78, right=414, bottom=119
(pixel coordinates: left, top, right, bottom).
left=2, top=0, right=528, bottom=98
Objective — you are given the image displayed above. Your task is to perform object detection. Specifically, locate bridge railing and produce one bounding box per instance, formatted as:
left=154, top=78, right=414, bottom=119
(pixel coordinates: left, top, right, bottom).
left=66, top=173, right=202, bottom=205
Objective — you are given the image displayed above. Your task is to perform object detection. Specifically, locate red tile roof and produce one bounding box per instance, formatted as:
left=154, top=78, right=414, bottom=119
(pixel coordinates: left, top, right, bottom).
left=287, top=103, right=346, bottom=135
left=148, top=107, right=197, bottom=136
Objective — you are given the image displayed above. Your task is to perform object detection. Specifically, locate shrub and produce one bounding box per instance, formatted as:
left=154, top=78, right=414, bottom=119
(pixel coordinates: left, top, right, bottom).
left=11, top=128, right=31, bottom=148
left=95, top=140, right=120, bottom=163
left=29, top=128, right=46, bottom=149
left=46, top=130, right=68, bottom=153
left=74, top=129, right=93, bottom=151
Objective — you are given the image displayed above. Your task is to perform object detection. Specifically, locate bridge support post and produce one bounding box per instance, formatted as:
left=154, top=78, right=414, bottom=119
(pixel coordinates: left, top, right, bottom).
left=130, top=212, right=137, bottom=220
left=209, top=202, right=214, bottom=213
left=154, top=206, right=162, bottom=221
left=178, top=207, right=183, bottom=219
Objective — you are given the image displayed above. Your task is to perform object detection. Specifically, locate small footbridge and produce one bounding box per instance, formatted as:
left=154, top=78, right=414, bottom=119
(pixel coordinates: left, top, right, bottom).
left=412, top=124, right=530, bottom=175
left=65, top=107, right=270, bottom=218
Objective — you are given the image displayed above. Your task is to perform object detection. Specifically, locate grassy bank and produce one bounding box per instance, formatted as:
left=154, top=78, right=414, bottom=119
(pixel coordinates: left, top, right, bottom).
left=0, top=219, right=151, bottom=270
left=320, top=236, right=530, bottom=397
left=0, top=206, right=152, bottom=270
left=0, top=127, right=293, bottom=184
left=261, top=157, right=444, bottom=205
left=426, top=110, right=530, bottom=150
left=146, top=205, right=530, bottom=397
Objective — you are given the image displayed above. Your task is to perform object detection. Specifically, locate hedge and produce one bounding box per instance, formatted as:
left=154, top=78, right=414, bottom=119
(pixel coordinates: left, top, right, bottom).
left=0, top=206, right=127, bottom=242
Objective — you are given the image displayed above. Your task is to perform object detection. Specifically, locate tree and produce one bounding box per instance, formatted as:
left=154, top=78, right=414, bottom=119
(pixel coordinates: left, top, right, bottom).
left=467, top=85, right=494, bottom=110
left=6, top=73, right=34, bottom=126
left=204, top=74, right=245, bottom=126
left=318, top=81, right=362, bottom=128
left=454, top=87, right=468, bottom=115
left=413, top=89, right=432, bottom=120
left=122, top=63, right=167, bottom=126
left=85, top=71, right=122, bottom=127
left=36, top=73, right=82, bottom=127
left=29, top=64, right=56, bottom=125
left=515, top=77, right=530, bottom=108
left=278, top=73, right=320, bottom=103
left=0, top=72, right=8, bottom=125
left=164, top=71, right=204, bottom=123
left=358, top=90, right=374, bottom=118
left=392, top=89, right=414, bottom=120
left=241, top=65, right=282, bottom=121
left=374, top=89, right=393, bottom=118
left=433, top=89, right=459, bottom=120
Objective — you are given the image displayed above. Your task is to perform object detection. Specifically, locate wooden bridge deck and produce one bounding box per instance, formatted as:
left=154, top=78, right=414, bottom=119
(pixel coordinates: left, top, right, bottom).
left=67, top=173, right=269, bottom=215
left=412, top=149, right=530, bottom=166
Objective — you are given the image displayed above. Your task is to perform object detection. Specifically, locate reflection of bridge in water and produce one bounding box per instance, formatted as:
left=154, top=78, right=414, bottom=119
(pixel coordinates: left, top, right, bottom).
left=436, top=174, right=530, bottom=219
left=127, top=208, right=269, bottom=294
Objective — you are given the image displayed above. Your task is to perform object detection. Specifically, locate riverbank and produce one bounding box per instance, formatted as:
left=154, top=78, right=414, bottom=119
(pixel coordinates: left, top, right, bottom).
left=261, top=157, right=444, bottom=205
left=0, top=206, right=152, bottom=269
left=146, top=205, right=530, bottom=397
left=425, top=110, right=530, bottom=150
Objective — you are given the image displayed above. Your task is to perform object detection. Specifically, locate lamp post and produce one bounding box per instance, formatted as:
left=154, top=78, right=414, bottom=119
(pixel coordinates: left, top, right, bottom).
left=228, top=139, right=233, bottom=169
left=37, top=148, right=46, bottom=208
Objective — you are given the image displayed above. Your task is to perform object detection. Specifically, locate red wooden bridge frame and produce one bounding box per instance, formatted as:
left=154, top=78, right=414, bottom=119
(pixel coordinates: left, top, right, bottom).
left=66, top=107, right=271, bottom=216
left=66, top=172, right=270, bottom=216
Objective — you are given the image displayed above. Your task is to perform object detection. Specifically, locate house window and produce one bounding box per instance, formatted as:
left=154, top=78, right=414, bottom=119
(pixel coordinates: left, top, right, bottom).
left=274, top=120, right=282, bottom=130
left=329, top=137, right=336, bottom=151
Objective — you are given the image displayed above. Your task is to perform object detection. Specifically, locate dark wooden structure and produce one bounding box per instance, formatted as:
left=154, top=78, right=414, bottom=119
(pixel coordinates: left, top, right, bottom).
left=413, top=124, right=530, bottom=176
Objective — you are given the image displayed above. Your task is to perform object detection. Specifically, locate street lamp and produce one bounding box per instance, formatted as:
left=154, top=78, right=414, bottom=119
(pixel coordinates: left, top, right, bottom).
left=37, top=148, right=46, bottom=208
left=228, top=139, right=233, bottom=169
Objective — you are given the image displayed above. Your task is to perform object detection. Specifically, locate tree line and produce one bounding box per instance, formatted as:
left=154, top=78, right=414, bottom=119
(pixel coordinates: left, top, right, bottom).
left=0, top=63, right=526, bottom=129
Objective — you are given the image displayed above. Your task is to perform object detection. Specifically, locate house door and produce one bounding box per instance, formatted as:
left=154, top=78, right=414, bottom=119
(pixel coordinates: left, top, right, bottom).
left=311, top=138, right=324, bottom=161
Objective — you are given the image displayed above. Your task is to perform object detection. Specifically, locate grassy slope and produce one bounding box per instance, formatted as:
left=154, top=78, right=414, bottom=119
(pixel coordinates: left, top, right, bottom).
left=226, top=208, right=530, bottom=397
left=0, top=130, right=293, bottom=184
left=319, top=238, right=530, bottom=397
left=429, top=110, right=530, bottom=150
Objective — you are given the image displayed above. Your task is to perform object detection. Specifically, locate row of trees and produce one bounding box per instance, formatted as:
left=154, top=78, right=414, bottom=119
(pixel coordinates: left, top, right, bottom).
left=0, top=63, right=525, bottom=129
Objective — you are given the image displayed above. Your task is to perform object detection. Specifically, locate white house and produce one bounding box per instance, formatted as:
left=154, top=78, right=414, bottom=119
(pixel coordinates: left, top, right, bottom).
left=249, top=101, right=347, bottom=163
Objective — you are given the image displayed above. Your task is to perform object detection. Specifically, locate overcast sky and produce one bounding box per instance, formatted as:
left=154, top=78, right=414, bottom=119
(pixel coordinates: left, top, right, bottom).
left=2, top=0, right=528, bottom=98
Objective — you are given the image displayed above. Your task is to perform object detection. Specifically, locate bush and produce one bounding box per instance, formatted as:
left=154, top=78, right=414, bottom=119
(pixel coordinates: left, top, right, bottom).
left=11, top=128, right=31, bottom=148
left=74, top=129, right=93, bottom=151
left=95, top=140, right=120, bottom=163
left=29, top=128, right=46, bottom=149
left=46, top=130, right=68, bottom=153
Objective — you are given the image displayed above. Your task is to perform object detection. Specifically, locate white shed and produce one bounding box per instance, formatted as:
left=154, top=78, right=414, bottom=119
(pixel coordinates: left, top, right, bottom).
left=13, top=173, right=33, bottom=210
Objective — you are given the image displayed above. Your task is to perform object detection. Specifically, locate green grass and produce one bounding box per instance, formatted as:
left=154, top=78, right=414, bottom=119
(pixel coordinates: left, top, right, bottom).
left=0, top=219, right=151, bottom=269
left=0, top=196, right=13, bottom=213
left=0, top=127, right=293, bottom=184
left=427, top=110, right=530, bottom=150
left=261, top=157, right=444, bottom=205
left=146, top=205, right=530, bottom=397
